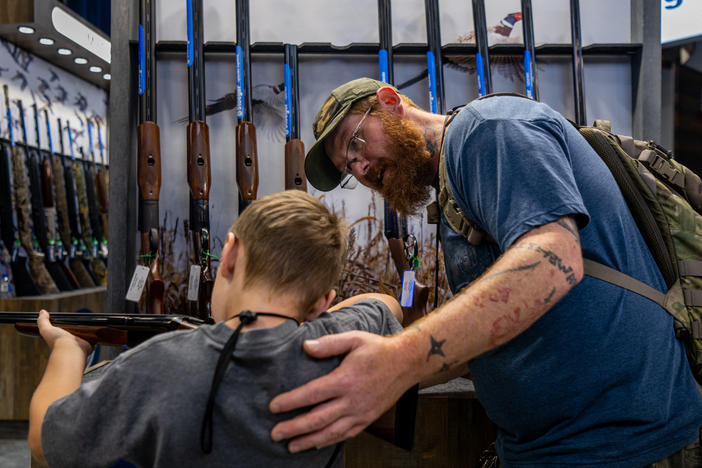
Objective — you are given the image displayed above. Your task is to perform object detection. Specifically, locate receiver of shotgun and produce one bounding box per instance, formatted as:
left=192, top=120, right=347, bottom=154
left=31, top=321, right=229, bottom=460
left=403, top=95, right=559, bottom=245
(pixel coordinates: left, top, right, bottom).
left=0, top=312, right=210, bottom=347
left=283, top=43, right=306, bottom=191
left=236, top=0, right=258, bottom=210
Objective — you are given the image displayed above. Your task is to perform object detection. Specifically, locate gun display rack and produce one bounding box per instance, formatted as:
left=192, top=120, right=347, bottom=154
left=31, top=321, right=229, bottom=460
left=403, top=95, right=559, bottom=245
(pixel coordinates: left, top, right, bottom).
left=106, top=0, right=661, bottom=316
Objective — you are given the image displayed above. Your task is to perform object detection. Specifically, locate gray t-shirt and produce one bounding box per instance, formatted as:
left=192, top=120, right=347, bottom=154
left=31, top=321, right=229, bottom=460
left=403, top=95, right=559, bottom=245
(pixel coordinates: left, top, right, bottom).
left=43, top=299, right=401, bottom=468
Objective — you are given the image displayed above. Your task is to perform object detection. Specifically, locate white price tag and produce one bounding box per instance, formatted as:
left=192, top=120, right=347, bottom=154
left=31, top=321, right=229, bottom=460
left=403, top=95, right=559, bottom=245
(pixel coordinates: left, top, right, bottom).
left=125, top=265, right=149, bottom=302
left=400, top=270, right=415, bottom=308
left=187, top=265, right=201, bottom=302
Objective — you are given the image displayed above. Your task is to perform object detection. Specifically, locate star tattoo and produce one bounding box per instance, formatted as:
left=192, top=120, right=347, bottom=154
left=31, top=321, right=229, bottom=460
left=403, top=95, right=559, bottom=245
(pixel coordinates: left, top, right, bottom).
left=426, top=335, right=446, bottom=360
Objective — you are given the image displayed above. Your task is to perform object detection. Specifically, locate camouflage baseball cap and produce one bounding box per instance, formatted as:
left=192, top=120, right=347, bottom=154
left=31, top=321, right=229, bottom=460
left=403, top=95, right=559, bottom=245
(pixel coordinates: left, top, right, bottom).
left=305, top=78, right=398, bottom=191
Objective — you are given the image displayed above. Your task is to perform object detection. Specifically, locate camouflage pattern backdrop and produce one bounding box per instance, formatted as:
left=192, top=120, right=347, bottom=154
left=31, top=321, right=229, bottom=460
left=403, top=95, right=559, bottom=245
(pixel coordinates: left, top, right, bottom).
left=143, top=0, right=638, bottom=314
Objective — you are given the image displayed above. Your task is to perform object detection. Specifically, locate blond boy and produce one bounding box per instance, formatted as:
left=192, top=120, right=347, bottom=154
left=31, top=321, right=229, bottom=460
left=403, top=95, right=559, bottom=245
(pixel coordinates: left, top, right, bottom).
left=28, top=190, right=402, bottom=467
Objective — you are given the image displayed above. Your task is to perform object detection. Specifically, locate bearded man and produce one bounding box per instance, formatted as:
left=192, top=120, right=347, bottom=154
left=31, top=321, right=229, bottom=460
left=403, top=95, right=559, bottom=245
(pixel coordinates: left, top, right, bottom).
left=269, top=78, right=702, bottom=467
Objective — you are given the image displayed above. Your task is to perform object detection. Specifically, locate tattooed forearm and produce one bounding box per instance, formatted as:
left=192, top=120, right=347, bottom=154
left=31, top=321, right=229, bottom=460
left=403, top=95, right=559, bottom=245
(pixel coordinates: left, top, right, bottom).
left=556, top=217, right=580, bottom=243
left=514, top=242, right=577, bottom=284
left=482, top=261, right=541, bottom=282
left=544, top=287, right=556, bottom=303
left=426, top=335, right=446, bottom=361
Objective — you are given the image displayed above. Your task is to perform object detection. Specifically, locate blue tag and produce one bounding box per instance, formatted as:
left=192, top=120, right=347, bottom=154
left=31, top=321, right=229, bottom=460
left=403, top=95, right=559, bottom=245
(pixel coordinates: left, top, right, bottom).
left=400, top=270, right=415, bottom=307
left=92, top=238, right=99, bottom=258
left=70, top=240, right=77, bottom=259
left=138, top=24, right=145, bottom=95
left=476, top=52, right=486, bottom=97
left=236, top=45, right=244, bottom=119
left=524, top=50, right=533, bottom=99
left=186, top=0, right=194, bottom=67
left=284, top=63, right=292, bottom=138
left=426, top=51, right=438, bottom=113
left=378, top=49, right=389, bottom=83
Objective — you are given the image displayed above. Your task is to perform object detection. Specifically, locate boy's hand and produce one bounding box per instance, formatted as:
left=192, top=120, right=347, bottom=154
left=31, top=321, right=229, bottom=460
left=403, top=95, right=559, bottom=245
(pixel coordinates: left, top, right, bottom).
left=37, top=310, right=93, bottom=355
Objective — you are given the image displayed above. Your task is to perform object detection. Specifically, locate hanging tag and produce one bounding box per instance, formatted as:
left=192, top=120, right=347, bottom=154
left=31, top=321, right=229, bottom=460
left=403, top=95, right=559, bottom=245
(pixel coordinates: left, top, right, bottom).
left=187, top=264, right=201, bottom=302
left=92, top=238, right=99, bottom=258
left=400, top=270, right=415, bottom=307
left=69, top=241, right=77, bottom=259
left=11, top=242, right=19, bottom=263
left=125, top=265, right=149, bottom=302
left=47, top=240, right=56, bottom=263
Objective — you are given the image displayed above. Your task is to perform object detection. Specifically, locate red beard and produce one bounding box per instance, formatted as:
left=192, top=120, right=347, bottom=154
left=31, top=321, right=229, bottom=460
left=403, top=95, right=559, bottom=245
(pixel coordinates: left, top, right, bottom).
left=365, top=113, right=435, bottom=216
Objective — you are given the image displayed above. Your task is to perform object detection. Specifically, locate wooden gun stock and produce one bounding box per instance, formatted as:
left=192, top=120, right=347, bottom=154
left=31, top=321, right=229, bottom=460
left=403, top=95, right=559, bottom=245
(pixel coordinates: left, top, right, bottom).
left=284, top=139, right=306, bottom=191
left=40, top=158, right=54, bottom=208
left=236, top=121, right=258, bottom=200
left=388, top=238, right=429, bottom=326
left=15, top=322, right=128, bottom=347
left=137, top=121, right=162, bottom=201
left=187, top=121, right=211, bottom=201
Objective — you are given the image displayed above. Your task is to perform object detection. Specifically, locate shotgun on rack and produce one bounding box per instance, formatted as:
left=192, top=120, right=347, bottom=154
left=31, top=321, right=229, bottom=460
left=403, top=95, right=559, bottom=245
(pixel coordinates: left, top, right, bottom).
left=137, top=0, right=164, bottom=314
left=11, top=95, right=58, bottom=294
left=80, top=143, right=105, bottom=266
left=0, top=312, right=212, bottom=348
left=94, top=120, right=109, bottom=243
left=186, top=0, right=213, bottom=319
left=235, top=0, right=258, bottom=211
left=283, top=44, right=306, bottom=191
left=379, top=0, right=429, bottom=326
left=86, top=120, right=108, bottom=260
left=65, top=120, right=103, bottom=285
left=424, top=0, right=445, bottom=309
left=0, top=86, right=39, bottom=296
left=33, top=103, right=78, bottom=289
left=570, top=0, right=586, bottom=125
left=471, top=0, right=492, bottom=96
left=42, top=109, right=82, bottom=289
left=520, top=0, right=539, bottom=100
left=56, top=117, right=96, bottom=287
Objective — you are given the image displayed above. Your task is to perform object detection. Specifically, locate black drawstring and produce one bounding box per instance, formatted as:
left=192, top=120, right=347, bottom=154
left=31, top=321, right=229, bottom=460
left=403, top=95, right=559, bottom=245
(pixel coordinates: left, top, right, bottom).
left=200, top=310, right=299, bottom=454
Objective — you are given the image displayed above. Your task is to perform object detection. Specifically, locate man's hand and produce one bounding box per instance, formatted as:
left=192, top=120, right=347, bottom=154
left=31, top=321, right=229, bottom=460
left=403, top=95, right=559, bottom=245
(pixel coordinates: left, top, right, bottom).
left=37, top=310, right=93, bottom=355
left=269, top=330, right=418, bottom=453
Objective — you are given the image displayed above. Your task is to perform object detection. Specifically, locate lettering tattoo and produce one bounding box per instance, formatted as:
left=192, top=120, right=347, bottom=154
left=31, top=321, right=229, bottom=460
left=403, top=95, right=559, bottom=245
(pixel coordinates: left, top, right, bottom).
left=556, top=217, right=580, bottom=243
left=426, top=335, right=446, bottom=360
left=514, top=242, right=577, bottom=285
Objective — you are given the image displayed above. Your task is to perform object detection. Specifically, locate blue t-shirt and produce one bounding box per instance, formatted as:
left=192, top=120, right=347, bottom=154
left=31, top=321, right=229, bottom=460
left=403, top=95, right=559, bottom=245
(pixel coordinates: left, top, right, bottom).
left=441, top=96, right=702, bottom=467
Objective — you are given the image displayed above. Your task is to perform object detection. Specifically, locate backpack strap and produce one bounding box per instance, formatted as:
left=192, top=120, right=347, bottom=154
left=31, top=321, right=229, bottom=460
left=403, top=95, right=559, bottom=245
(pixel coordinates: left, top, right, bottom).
left=434, top=109, right=494, bottom=245
left=582, top=258, right=666, bottom=307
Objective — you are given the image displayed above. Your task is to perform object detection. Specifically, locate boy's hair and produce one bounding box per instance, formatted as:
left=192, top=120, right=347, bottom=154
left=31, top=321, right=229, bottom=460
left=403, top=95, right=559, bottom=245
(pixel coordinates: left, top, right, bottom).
left=230, top=190, right=348, bottom=312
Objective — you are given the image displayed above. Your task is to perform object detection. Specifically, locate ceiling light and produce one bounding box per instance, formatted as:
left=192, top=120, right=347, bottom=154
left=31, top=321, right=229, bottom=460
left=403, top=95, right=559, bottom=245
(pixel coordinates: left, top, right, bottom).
left=18, top=26, right=35, bottom=34
left=103, top=73, right=111, bottom=80
left=52, top=6, right=111, bottom=63
left=89, top=66, right=102, bottom=73
left=57, top=48, right=72, bottom=55
left=74, top=57, right=88, bottom=65
left=39, top=37, right=55, bottom=45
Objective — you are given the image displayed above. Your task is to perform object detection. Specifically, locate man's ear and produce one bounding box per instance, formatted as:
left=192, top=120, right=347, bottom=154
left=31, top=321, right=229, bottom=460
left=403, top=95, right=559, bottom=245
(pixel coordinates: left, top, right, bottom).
left=305, top=289, right=337, bottom=321
left=218, top=232, right=238, bottom=280
left=376, top=86, right=403, bottom=115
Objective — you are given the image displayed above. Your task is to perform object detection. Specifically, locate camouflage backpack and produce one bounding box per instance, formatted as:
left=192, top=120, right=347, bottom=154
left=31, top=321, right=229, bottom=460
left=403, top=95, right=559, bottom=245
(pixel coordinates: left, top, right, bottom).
left=436, top=112, right=702, bottom=386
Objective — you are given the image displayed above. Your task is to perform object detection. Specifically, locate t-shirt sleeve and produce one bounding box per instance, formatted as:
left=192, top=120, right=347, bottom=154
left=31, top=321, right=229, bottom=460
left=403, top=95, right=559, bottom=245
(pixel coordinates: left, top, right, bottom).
left=42, top=347, right=162, bottom=468
left=314, top=298, right=403, bottom=336
left=446, top=116, right=589, bottom=251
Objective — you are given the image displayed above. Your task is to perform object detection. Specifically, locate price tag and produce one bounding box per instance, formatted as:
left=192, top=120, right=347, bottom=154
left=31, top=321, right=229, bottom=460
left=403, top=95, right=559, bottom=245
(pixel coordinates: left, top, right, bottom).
left=187, top=265, right=201, bottom=302
left=125, top=265, right=149, bottom=302
left=400, top=270, right=415, bottom=307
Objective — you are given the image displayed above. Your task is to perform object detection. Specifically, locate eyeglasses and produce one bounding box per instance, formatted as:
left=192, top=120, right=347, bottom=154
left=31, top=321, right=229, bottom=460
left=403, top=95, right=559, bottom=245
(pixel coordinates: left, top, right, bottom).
left=340, top=105, right=373, bottom=189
